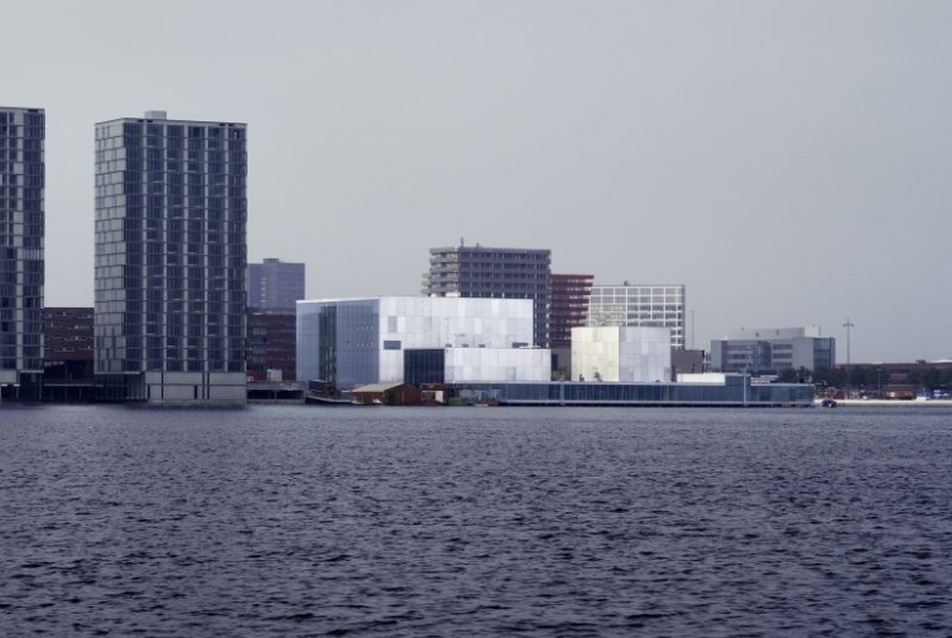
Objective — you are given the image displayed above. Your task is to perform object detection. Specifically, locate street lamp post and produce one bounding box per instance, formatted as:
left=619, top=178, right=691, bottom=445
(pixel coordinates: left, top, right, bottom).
left=843, top=318, right=854, bottom=398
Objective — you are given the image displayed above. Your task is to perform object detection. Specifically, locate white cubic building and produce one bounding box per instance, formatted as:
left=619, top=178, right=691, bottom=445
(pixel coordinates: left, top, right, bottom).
left=571, top=326, right=672, bottom=382
left=297, top=296, right=548, bottom=388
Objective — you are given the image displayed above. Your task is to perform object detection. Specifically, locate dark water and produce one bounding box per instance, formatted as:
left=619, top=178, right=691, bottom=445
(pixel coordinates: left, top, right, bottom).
left=1, top=405, right=950, bottom=637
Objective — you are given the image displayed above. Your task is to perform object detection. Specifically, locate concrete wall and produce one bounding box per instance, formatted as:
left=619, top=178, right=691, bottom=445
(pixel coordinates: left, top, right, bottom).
left=144, top=372, right=247, bottom=405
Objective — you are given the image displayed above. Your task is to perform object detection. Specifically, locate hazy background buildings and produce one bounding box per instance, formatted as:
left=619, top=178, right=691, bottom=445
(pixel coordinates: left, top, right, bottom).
left=247, top=258, right=304, bottom=314
left=244, top=258, right=303, bottom=383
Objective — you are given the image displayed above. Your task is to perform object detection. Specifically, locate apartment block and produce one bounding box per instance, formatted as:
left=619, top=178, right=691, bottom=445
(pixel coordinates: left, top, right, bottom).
left=247, top=257, right=305, bottom=313
left=94, top=111, right=247, bottom=404
left=0, top=106, right=44, bottom=400
left=427, top=242, right=551, bottom=347
left=588, top=283, right=686, bottom=349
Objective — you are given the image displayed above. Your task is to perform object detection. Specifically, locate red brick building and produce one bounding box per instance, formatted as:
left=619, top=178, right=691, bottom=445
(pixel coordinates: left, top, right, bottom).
left=549, top=274, right=594, bottom=348
left=246, top=312, right=296, bottom=381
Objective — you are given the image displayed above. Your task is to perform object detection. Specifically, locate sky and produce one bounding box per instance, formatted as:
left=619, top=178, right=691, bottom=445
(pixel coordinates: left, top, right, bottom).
left=6, top=0, right=951, bottom=363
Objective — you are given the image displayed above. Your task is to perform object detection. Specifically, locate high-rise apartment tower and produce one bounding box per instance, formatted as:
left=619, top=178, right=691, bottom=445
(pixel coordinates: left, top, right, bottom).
left=0, top=107, right=44, bottom=401
left=427, top=242, right=551, bottom=347
left=94, top=111, right=247, bottom=403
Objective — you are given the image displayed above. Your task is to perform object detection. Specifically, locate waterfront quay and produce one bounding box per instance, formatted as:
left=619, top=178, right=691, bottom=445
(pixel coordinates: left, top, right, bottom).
left=448, top=378, right=814, bottom=407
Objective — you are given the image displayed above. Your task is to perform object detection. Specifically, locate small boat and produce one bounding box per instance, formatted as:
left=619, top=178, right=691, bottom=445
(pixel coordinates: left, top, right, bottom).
left=820, top=398, right=838, bottom=408
left=305, top=393, right=356, bottom=406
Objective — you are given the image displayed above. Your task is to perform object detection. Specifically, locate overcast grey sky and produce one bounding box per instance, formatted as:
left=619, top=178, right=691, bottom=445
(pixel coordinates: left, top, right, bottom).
left=7, top=0, right=951, bottom=363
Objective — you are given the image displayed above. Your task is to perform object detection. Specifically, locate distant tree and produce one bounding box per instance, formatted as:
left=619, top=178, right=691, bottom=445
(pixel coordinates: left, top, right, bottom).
left=811, top=367, right=831, bottom=387
left=922, top=368, right=945, bottom=392
left=776, top=368, right=800, bottom=383
left=812, top=366, right=845, bottom=389
left=849, top=365, right=883, bottom=392
left=776, top=367, right=810, bottom=383
left=907, top=368, right=923, bottom=389
left=905, top=366, right=947, bottom=393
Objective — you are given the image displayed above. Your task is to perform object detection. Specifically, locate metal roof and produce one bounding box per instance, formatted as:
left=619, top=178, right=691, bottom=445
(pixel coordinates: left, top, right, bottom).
left=352, top=383, right=409, bottom=393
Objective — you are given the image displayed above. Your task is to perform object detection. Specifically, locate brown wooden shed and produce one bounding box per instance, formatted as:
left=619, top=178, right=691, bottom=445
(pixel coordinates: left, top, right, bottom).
left=351, top=383, right=422, bottom=406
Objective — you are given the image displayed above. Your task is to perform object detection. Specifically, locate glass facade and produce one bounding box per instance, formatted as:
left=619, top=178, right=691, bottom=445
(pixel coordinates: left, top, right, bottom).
left=449, top=378, right=813, bottom=406
left=0, top=107, right=44, bottom=400
left=588, top=284, right=686, bottom=349
left=94, top=112, right=247, bottom=402
left=404, top=348, right=445, bottom=386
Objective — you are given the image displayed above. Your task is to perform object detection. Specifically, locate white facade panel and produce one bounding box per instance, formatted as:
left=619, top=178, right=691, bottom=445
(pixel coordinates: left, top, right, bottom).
left=677, top=372, right=727, bottom=384
left=727, top=326, right=821, bottom=340
left=444, top=348, right=551, bottom=382
left=572, top=326, right=672, bottom=383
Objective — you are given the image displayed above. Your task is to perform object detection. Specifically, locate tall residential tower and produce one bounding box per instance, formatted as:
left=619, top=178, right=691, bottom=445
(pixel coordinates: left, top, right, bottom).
left=94, top=111, right=247, bottom=404
left=427, top=242, right=551, bottom=347
left=0, top=107, right=44, bottom=401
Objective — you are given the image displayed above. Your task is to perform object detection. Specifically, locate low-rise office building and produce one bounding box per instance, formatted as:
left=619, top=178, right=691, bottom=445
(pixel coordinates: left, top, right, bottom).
left=709, top=326, right=835, bottom=374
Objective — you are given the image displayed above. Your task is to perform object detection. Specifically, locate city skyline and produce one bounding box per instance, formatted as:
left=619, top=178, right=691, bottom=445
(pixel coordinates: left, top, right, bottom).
left=6, top=1, right=951, bottom=363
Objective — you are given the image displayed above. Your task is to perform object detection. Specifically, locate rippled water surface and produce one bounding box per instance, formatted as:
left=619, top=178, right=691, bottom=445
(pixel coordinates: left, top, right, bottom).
left=1, top=404, right=950, bottom=636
